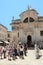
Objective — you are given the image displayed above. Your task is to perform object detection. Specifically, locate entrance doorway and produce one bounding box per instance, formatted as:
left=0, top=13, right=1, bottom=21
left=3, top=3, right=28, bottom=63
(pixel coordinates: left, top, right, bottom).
left=27, top=35, right=32, bottom=47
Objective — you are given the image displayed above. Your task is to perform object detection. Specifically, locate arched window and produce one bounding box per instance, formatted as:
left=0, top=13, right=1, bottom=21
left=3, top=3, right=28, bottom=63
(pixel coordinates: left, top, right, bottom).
left=18, top=32, right=19, bottom=38
left=8, top=34, right=10, bottom=37
left=40, top=31, right=43, bottom=36
left=29, top=17, right=34, bottom=22
left=23, top=17, right=28, bottom=23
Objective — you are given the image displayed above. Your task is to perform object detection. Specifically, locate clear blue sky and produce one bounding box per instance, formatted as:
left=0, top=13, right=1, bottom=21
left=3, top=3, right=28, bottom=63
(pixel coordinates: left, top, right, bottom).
left=0, top=0, right=43, bottom=30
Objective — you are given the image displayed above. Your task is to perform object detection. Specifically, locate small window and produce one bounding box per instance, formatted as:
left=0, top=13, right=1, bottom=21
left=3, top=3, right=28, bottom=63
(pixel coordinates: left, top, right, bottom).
left=23, top=17, right=28, bottom=23
left=40, top=31, right=43, bottom=36
left=18, top=32, right=19, bottom=37
left=29, top=17, right=34, bottom=22
left=8, top=34, right=10, bottom=37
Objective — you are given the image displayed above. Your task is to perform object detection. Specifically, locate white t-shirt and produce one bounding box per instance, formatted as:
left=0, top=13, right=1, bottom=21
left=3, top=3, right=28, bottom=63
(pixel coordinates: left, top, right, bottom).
left=20, top=48, right=23, bottom=51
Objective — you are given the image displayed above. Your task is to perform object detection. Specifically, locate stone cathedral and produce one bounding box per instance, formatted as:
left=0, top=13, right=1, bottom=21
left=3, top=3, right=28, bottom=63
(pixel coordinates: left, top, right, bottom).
left=10, top=7, right=43, bottom=47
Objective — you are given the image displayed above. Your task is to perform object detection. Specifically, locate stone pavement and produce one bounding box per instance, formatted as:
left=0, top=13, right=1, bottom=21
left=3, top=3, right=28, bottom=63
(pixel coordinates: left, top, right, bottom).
left=0, top=50, right=43, bottom=65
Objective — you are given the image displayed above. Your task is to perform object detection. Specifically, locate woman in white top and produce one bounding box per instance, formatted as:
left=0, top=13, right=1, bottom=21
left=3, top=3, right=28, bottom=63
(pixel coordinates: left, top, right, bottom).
left=35, top=43, right=40, bottom=59
left=20, top=45, right=24, bottom=59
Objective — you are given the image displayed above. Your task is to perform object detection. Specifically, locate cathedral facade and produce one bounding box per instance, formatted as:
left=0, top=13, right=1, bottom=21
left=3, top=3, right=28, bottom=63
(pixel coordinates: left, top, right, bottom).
left=10, top=7, right=43, bottom=47
left=0, top=7, right=43, bottom=47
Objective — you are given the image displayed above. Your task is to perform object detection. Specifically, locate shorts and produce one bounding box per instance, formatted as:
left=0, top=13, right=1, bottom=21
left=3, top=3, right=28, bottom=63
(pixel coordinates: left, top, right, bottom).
left=20, top=51, right=23, bottom=56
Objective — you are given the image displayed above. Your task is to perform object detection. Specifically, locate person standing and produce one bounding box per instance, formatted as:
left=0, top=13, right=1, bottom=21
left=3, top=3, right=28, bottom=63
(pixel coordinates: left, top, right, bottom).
left=34, top=43, right=40, bottom=59
left=24, top=44, right=27, bottom=56
left=20, top=45, right=24, bottom=59
left=0, top=46, right=3, bottom=59
left=17, top=45, right=20, bottom=56
left=7, top=46, right=11, bottom=60
left=12, top=47, right=17, bottom=60
left=3, top=46, right=6, bottom=59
